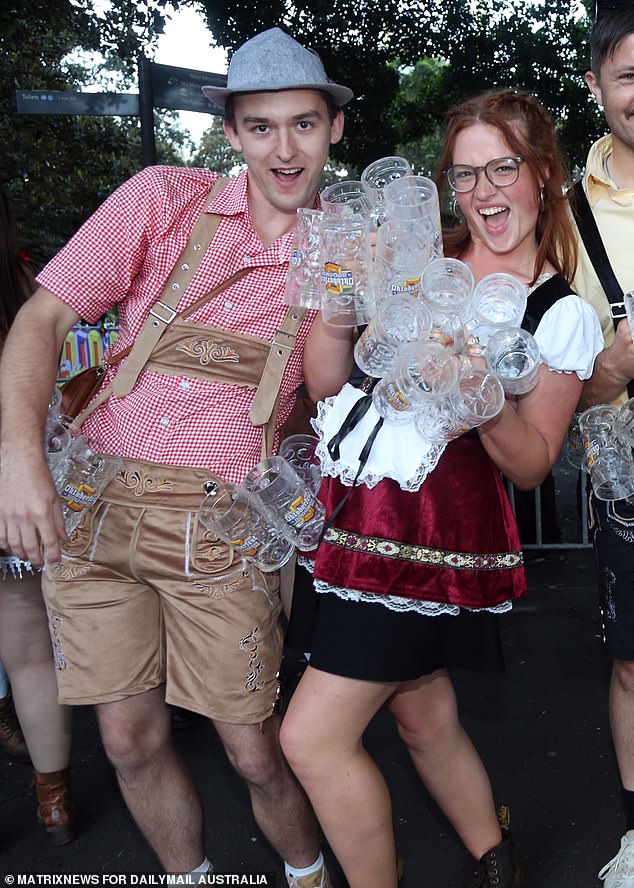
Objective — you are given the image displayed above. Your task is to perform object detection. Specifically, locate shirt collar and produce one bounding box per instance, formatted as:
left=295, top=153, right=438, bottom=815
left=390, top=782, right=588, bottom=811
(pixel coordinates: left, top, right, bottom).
left=205, top=170, right=296, bottom=263
left=206, top=170, right=249, bottom=217
left=586, top=133, right=634, bottom=206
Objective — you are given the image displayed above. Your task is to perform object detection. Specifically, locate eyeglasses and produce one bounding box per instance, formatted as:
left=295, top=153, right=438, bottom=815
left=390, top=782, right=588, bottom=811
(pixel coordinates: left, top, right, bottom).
left=443, top=156, right=525, bottom=193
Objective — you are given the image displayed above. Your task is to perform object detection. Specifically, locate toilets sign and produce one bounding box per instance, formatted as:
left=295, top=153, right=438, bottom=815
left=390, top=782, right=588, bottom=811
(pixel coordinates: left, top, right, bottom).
left=16, top=61, right=225, bottom=116
left=15, top=60, right=226, bottom=164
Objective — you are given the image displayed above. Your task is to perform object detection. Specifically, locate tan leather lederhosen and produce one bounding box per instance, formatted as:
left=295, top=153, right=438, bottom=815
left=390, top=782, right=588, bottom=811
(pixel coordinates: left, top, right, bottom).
left=76, top=178, right=307, bottom=459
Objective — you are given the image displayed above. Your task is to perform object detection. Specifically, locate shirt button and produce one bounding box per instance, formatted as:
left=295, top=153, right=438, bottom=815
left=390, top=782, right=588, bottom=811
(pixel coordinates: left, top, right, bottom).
left=224, top=300, right=233, bottom=310
left=172, top=283, right=180, bottom=291
left=181, top=262, right=190, bottom=271
left=243, top=256, right=251, bottom=264
left=160, top=416, right=170, bottom=426
left=180, top=380, right=190, bottom=390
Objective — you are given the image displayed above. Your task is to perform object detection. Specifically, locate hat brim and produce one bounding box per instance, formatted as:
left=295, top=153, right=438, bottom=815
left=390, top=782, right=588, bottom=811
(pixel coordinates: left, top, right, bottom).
left=201, top=82, right=354, bottom=109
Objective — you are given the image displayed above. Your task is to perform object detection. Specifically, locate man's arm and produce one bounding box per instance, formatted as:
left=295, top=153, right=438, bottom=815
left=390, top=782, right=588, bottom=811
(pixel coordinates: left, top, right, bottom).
left=0, top=287, right=80, bottom=565
left=578, top=318, right=634, bottom=409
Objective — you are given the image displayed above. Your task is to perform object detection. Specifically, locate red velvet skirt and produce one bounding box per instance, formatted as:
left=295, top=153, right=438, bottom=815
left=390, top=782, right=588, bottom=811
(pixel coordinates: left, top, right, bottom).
left=311, top=431, right=527, bottom=610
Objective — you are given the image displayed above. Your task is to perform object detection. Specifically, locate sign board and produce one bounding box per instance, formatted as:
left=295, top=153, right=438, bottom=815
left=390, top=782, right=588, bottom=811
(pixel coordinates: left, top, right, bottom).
left=16, top=90, right=139, bottom=116
left=151, top=63, right=226, bottom=115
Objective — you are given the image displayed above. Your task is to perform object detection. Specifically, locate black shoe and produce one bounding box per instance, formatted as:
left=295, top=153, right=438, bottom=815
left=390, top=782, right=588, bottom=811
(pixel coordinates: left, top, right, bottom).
left=169, top=705, right=204, bottom=732
left=464, top=831, right=527, bottom=888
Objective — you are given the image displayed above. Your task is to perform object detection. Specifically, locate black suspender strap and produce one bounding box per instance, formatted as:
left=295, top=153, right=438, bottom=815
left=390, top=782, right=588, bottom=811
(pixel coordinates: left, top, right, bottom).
left=572, top=179, right=626, bottom=324
left=572, top=179, right=634, bottom=400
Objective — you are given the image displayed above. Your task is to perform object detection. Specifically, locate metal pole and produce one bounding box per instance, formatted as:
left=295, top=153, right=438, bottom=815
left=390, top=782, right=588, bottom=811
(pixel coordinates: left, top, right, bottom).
left=138, top=54, right=157, bottom=167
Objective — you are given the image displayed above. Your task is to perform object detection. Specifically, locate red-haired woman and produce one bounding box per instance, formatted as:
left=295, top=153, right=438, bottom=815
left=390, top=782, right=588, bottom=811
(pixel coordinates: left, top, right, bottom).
left=281, top=91, right=603, bottom=888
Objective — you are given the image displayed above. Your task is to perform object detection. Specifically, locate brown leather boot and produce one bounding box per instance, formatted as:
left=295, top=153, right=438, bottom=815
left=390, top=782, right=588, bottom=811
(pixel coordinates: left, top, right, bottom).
left=0, top=694, right=30, bottom=763
left=33, top=768, right=76, bottom=845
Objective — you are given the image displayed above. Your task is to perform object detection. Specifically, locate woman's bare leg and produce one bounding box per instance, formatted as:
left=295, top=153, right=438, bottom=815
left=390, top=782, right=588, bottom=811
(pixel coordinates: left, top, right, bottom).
left=281, top=666, right=399, bottom=888
left=0, top=571, right=71, bottom=771
left=389, top=669, right=501, bottom=859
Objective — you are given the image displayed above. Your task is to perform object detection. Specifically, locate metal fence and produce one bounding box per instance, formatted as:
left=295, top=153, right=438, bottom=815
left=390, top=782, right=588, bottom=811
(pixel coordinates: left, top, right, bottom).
left=506, top=456, right=591, bottom=551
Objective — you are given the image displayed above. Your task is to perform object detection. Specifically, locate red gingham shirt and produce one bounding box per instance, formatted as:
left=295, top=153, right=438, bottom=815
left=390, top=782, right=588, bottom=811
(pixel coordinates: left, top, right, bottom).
left=38, top=166, right=315, bottom=483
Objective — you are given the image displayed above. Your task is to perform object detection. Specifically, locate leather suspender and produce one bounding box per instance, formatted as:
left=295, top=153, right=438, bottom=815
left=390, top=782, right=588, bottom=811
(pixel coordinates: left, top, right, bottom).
left=112, top=177, right=231, bottom=398
left=74, top=176, right=307, bottom=455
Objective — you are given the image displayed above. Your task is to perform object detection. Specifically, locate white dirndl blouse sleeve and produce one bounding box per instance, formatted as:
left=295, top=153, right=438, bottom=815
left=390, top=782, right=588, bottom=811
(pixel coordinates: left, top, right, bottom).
left=533, top=294, right=604, bottom=380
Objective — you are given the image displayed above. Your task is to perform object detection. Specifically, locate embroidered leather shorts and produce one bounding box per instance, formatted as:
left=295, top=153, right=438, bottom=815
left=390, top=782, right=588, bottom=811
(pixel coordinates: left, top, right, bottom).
left=42, top=458, right=282, bottom=724
left=589, top=491, right=634, bottom=661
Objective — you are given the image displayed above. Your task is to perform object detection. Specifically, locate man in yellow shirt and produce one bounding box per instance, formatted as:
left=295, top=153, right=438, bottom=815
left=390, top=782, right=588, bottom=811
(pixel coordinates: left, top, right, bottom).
left=574, top=4, right=634, bottom=886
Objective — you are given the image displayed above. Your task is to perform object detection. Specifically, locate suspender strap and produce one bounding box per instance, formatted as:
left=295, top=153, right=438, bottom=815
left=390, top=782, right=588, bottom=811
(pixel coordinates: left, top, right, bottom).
left=249, top=306, right=307, bottom=428
left=112, top=177, right=230, bottom=397
left=572, top=179, right=634, bottom=400
left=572, top=180, right=626, bottom=323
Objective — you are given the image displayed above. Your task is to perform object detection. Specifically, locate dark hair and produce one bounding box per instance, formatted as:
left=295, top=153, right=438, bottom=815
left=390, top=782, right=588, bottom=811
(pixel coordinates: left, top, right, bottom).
left=435, top=89, right=577, bottom=285
left=0, top=186, right=34, bottom=347
left=589, top=6, right=634, bottom=75
left=223, top=89, right=339, bottom=130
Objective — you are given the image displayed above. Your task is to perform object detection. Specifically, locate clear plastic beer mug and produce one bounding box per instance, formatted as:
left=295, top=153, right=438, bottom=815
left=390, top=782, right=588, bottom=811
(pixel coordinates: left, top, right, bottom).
left=58, top=436, right=122, bottom=535
left=319, top=213, right=375, bottom=326
left=578, top=405, right=634, bottom=501
left=283, top=208, right=324, bottom=310
left=467, top=273, right=527, bottom=344
left=199, top=482, right=295, bottom=572
left=243, top=456, right=326, bottom=551
left=486, top=327, right=541, bottom=396
left=354, top=293, right=432, bottom=378
left=279, top=434, right=322, bottom=495
left=613, top=397, right=634, bottom=447
left=383, top=175, right=443, bottom=258
left=44, top=417, right=72, bottom=490
left=372, top=341, right=459, bottom=424
left=361, top=156, right=412, bottom=225
left=448, top=365, right=506, bottom=434
left=421, top=258, right=474, bottom=353
left=373, top=219, right=433, bottom=302
left=320, top=180, right=374, bottom=220
left=422, top=258, right=474, bottom=317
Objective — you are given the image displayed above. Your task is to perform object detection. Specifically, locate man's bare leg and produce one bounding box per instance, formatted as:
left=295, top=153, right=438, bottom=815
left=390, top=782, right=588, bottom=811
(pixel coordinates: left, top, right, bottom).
left=214, top=714, right=320, bottom=867
left=96, top=686, right=204, bottom=873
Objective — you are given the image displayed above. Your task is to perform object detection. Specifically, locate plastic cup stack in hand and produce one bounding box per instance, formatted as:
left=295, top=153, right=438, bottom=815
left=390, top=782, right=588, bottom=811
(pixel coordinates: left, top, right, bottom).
left=199, top=482, right=295, bottom=572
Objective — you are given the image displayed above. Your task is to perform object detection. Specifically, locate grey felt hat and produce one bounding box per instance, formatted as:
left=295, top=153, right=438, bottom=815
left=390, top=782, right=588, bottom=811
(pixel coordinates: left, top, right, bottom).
left=201, top=27, right=354, bottom=109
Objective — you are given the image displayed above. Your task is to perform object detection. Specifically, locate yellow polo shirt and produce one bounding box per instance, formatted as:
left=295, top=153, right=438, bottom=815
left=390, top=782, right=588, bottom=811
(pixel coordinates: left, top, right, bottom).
left=572, top=133, right=634, bottom=404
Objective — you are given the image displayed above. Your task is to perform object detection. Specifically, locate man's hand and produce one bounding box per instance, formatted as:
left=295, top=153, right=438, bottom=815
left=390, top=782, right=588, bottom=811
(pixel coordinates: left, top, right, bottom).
left=579, top=318, right=634, bottom=410
left=0, top=455, right=66, bottom=566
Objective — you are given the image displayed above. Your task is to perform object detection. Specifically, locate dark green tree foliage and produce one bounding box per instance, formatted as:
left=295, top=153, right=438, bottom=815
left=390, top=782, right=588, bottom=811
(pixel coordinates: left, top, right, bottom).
left=196, top=0, right=603, bottom=177
left=0, top=0, right=181, bottom=267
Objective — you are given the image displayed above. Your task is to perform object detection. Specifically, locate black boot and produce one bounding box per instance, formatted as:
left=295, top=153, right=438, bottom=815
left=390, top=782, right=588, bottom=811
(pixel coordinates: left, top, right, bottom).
left=465, top=831, right=527, bottom=888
